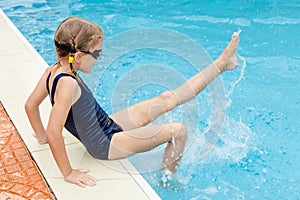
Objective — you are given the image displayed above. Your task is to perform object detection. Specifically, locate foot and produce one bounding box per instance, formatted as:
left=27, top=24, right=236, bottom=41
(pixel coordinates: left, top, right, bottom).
left=159, top=169, right=183, bottom=190
left=214, top=31, right=240, bottom=73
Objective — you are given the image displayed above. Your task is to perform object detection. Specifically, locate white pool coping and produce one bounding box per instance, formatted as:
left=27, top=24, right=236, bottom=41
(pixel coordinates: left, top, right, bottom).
left=0, top=9, right=161, bottom=200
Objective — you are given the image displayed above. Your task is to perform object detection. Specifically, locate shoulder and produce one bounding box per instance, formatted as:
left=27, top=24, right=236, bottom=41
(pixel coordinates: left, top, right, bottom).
left=55, top=75, right=80, bottom=104
left=57, top=75, right=78, bottom=89
left=45, top=63, right=56, bottom=74
left=41, top=65, right=55, bottom=80
left=45, top=66, right=52, bottom=74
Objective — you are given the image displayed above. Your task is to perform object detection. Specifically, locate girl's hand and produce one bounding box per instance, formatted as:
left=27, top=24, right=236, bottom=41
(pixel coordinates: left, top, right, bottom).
left=64, top=169, right=99, bottom=188
left=33, top=134, right=48, bottom=144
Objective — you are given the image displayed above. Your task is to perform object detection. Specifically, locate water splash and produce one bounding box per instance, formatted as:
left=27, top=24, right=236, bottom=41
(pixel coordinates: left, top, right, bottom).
left=201, top=52, right=251, bottom=163
left=226, top=54, right=247, bottom=108
left=204, top=116, right=255, bottom=163
left=196, top=52, right=251, bottom=162
left=181, top=114, right=255, bottom=167
left=226, top=54, right=246, bottom=98
left=159, top=169, right=185, bottom=191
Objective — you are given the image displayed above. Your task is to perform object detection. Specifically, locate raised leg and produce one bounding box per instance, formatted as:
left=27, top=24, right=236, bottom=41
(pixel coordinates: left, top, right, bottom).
left=110, top=32, right=240, bottom=130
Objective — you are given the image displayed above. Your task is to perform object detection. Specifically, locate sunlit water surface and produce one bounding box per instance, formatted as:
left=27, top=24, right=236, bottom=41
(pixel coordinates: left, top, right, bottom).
left=1, top=1, right=299, bottom=199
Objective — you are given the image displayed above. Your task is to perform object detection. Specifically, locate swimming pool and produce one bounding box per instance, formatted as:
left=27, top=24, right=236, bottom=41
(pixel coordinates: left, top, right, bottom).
left=1, top=0, right=299, bottom=199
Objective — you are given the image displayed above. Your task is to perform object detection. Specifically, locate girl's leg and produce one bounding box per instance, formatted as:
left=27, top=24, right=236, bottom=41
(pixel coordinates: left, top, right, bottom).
left=108, top=122, right=188, bottom=173
left=110, top=32, right=239, bottom=130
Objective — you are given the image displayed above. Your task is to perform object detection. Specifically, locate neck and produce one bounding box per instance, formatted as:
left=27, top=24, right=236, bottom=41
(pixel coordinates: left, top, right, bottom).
left=58, top=58, right=79, bottom=74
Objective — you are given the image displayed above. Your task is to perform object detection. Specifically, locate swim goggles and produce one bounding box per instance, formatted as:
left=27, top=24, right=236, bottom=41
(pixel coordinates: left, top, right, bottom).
left=54, top=40, right=102, bottom=60
left=81, top=49, right=102, bottom=60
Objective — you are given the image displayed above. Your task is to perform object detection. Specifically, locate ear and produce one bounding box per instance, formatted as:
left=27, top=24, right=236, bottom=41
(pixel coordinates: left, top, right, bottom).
left=74, top=52, right=84, bottom=61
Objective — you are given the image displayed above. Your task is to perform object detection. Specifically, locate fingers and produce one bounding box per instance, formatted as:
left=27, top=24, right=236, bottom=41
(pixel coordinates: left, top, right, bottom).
left=65, top=169, right=99, bottom=188
left=78, top=169, right=99, bottom=186
left=86, top=174, right=100, bottom=183
left=77, top=180, right=86, bottom=188
left=80, top=175, right=98, bottom=187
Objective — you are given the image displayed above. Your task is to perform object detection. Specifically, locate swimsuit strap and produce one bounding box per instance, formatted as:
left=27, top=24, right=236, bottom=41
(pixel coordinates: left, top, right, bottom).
left=49, top=73, right=76, bottom=104
left=46, top=72, right=51, bottom=94
left=45, top=63, right=58, bottom=94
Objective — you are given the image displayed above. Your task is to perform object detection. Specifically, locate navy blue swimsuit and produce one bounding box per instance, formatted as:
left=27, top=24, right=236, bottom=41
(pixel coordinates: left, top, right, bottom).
left=46, top=72, right=123, bottom=160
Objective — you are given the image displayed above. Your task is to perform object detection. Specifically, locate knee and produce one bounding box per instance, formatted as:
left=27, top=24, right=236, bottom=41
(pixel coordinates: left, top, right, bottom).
left=159, top=90, right=178, bottom=111
left=171, top=122, right=188, bottom=141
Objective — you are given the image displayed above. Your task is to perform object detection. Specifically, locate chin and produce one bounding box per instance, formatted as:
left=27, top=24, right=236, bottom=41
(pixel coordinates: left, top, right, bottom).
left=80, top=69, right=92, bottom=74
left=87, top=69, right=93, bottom=74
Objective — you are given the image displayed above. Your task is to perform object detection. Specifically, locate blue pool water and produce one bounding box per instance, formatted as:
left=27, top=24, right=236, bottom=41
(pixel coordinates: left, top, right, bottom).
left=1, top=1, right=299, bottom=199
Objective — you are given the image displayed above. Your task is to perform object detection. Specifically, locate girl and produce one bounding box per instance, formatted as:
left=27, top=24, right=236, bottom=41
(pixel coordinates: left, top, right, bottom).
left=25, top=16, right=239, bottom=188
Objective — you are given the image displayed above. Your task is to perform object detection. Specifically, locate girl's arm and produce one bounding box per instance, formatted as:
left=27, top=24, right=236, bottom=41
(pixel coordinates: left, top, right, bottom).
left=25, top=68, right=51, bottom=144
left=46, top=76, right=98, bottom=187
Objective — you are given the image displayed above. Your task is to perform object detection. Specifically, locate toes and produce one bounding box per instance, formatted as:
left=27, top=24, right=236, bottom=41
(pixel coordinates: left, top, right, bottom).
left=232, top=32, right=238, bottom=38
left=232, top=36, right=239, bottom=45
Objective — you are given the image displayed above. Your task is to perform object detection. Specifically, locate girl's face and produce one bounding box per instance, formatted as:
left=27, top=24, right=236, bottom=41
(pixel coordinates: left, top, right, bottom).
left=77, top=39, right=103, bottom=73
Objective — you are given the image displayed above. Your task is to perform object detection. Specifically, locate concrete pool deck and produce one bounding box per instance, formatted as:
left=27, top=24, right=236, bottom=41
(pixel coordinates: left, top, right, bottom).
left=0, top=9, right=161, bottom=200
